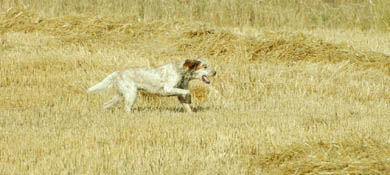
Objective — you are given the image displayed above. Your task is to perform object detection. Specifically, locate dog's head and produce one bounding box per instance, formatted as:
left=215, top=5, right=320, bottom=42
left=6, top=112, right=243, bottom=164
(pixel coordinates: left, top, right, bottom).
left=183, top=58, right=216, bottom=84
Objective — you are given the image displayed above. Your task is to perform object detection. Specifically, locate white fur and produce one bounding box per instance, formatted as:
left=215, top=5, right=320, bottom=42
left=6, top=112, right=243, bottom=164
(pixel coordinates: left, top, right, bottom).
left=87, top=58, right=216, bottom=112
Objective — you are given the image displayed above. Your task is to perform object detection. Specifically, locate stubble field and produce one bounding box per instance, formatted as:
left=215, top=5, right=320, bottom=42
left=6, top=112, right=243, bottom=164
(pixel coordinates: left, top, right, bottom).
left=1, top=0, right=390, bottom=174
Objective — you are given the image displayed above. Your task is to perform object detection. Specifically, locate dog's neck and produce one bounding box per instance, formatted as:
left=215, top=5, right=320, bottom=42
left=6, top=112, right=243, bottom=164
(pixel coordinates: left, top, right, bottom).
left=173, top=61, right=191, bottom=89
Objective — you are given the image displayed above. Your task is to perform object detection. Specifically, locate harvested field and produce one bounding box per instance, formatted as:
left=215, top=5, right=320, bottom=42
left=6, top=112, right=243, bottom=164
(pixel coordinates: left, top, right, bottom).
left=1, top=1, right=390, bottom=174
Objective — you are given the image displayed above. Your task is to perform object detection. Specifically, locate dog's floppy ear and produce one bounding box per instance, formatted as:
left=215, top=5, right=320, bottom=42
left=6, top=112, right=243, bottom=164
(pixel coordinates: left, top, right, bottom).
left=183, top=59, right=201, bottom=70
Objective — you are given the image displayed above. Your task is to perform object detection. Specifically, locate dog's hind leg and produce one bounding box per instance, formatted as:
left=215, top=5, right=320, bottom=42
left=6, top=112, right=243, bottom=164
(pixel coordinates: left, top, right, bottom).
left=103, top=92, right=122, bottom=109
left=118, top=81, right=138, bottom=112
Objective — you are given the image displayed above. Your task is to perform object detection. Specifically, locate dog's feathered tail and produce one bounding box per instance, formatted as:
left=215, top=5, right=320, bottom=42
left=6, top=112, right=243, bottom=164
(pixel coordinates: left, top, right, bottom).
left=87, top=72, right=118, bottom=93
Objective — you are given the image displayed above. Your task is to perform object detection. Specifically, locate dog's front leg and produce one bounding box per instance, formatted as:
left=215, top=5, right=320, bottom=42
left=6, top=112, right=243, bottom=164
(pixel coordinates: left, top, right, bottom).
left=162, top=87, right=190, bottom=96
left=178, top=94, right=192, bottom=113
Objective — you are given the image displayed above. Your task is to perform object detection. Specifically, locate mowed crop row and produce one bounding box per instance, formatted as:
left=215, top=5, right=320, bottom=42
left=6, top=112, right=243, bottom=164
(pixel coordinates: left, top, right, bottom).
left=1, top=0, right=390, bottom=31
left=1, top=2, right=390, bottom=175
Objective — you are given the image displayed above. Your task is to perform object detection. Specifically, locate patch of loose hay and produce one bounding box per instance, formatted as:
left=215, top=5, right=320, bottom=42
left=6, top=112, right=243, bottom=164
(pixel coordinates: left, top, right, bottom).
left=2, top=8, right=389, bottom=74
left=249, top=140, right=390, bottom=174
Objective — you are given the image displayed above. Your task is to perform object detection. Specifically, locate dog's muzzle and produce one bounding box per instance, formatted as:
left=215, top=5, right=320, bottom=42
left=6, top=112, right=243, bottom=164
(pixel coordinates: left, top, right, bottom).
left=201, top=71, right=216, bottom=84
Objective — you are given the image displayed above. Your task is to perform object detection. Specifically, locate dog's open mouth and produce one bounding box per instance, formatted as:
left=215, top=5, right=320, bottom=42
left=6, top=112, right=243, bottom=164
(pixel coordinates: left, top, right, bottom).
left=202, top=75, right=210, bottom=84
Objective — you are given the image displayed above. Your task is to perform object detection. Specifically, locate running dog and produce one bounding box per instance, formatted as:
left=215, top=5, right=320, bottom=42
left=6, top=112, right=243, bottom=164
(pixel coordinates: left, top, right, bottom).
left=87, top=58, right=216, bottom=112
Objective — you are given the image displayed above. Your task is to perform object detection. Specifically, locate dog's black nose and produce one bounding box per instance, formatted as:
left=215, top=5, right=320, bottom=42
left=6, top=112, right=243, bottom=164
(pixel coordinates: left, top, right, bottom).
left=212, top=71, right=216, bottom=76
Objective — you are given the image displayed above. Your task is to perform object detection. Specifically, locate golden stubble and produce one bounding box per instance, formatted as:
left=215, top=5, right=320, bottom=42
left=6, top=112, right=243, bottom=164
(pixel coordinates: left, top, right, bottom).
left=1, top=2, right=390, bottom=174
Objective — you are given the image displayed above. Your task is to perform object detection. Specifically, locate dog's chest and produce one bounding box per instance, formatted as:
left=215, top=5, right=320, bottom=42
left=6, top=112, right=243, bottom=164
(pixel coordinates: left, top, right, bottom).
left=175, top=75, right=190, bottom=88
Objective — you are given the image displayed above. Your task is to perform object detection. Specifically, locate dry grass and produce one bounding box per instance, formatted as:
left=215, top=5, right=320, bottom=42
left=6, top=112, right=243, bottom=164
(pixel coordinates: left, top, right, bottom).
left=1, top=1, right=390, bottom=174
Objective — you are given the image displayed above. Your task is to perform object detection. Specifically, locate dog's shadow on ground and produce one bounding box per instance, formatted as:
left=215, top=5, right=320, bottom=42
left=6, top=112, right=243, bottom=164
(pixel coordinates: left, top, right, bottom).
left=107, top=106, right=211, bottom=113
left=133, top=106, right=211, bottom=113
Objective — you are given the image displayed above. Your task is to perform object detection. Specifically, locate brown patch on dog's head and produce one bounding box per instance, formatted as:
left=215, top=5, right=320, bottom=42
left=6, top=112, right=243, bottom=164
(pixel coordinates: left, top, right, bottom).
left=183, top=59, right=201, bottom=70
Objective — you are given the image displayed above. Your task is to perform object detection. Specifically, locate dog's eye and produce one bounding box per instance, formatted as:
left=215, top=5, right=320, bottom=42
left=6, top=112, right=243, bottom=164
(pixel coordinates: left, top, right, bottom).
left=204, top=66, right=207, bottom=69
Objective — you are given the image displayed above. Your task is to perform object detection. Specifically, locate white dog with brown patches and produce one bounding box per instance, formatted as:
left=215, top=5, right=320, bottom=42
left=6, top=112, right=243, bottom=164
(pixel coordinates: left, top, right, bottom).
left=87, top=58, right=216, bottom=112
